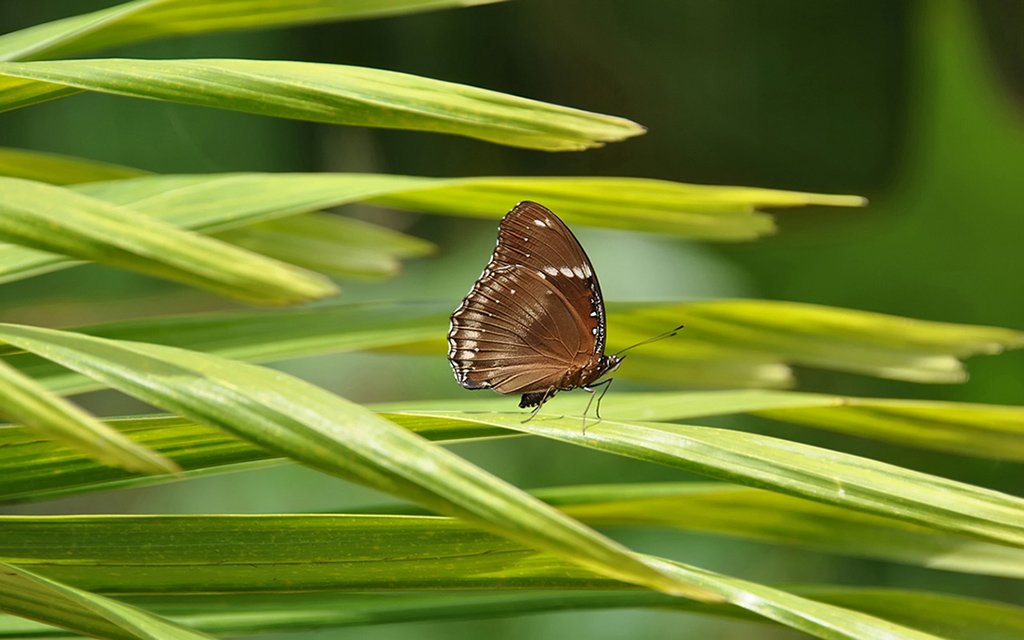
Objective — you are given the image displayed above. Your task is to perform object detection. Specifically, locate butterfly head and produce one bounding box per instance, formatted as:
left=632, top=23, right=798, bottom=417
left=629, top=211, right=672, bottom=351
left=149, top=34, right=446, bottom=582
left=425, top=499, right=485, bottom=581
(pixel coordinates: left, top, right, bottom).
left=598, top=354, right=623, bottom=377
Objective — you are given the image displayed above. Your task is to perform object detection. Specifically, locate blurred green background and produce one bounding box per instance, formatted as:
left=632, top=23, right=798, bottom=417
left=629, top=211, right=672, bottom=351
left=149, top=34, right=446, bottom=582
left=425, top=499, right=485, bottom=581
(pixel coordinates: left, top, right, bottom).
left=1, top=1, right=1022, bottom=637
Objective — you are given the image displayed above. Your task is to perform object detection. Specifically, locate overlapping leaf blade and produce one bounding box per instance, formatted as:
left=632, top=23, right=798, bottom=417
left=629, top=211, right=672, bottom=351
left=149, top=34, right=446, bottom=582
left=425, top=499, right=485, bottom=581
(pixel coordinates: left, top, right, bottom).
left=0, top=359, right=177, bottom=475
left=399, top=389, right=1024, bottom=460
left=3, top=589, right=1017, bottom=640
left=0, top=171, right=867, bottom=285
left=0, top=563, right=211, bottom=640
left=0, top=516, right=943, bottom=640
left=0, top=177, right=337, bottom=304
left=6, top=301, right=1018, bottom=395
left=0, top=0, right=507, bottom=63
left=0, top=323, right=715, bottom=601
left=0, top=147, right=146, bottom=185
left=383, top=410, right=1024, bottom=548
left=2, top=402, right=1021, bottom=580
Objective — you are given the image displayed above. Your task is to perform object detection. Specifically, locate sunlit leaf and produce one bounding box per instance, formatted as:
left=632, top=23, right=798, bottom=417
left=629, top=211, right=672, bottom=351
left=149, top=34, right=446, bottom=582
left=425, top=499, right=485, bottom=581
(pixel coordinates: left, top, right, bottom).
left=382, top=410, right=1024, bottom=548
left=0, top=0, right=507, bottom=63
left=0, top=517, right=943, bottom=640
left=2, top=404, right=1020, bottom=580
left=219, top=212, right=435, bottom=279
left=0, top=177, right=337, bottom=304
left=0, top=59, right=644, bottom=151
left=6, top=301, right=1018, bottom=395
left=0, top=147, right=146, bottom=185
left=1, top=588, right=1015, bottom=640
left=0, top=563, right=211, bottom=640
left=403, top=389, right=1024, bottom=461
left=0, top=172, right=866, bottom=285
left=0, top=359, right=177, bottom=475
left=0, top=323, right=715, bottom=601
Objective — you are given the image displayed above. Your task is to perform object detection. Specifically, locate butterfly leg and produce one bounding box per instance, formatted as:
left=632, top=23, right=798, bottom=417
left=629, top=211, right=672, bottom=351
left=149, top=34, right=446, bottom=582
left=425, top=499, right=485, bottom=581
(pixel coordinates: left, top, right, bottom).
left=580, top=378, right=614, bottom=434
left=521, top=386, right=557, bottom=424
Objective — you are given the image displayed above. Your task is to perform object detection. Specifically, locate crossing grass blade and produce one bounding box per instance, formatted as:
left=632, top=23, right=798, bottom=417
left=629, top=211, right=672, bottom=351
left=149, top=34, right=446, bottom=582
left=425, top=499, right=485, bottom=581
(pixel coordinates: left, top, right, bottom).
left=219, top=213, right=435, bottom=279
left=381, top=410, right=1024, bottom=548
left=0, top=59, right=644, bottom=151
left=0, top=177, right=337, bottom=304
left=3, top=589, right=1016, bottom=640
left=0, top=0, right=508, bottom=63
left=0, top=323, right=718, bottom=601
left=0, top=172, right=867, bottom=285
left=0, top=147, right=146, bottom=185
left=5, top=300, right=1018, bottom=394
left=0, top=563, right=212, bottom=640
left=402, top=389, right=1024, bottom=461
left=0, top=516, right=945, bottom=640
left=2, top=399, right=1021, bottom=580
left=0, top=359, right=177, bottom=475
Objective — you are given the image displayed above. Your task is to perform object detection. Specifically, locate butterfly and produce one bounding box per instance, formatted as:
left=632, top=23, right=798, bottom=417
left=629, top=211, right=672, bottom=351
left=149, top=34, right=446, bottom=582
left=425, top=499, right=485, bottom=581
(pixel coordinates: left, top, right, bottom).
left=448, top=201, right=679, bottom=426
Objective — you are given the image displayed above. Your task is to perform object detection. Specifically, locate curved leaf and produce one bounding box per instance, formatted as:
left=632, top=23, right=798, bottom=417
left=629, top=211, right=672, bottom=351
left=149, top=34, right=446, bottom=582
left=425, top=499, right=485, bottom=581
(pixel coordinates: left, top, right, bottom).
left=0, top=359, right=177, bottom=475
left=0, top=172, right=866, bottom=284
left=1, top=406, right=1020, bottom=580
left=405, top=389, right=1024, bottom=461
left=385, top=410, right=1024, bottom=548
left=1, top=588, right=1017, bottom=640
left=0, top=147, right=146, bottom=185
left=0, top=177, right=337, bottom=304
left=0, top=516, right=943, bottom=640
left=0, top=563, right=211, bottom=640
left=219, top=213, right=435, bottom=279
left=0, top=323, right=715, bottom=601
left=7, top=300, right=1018, bottom=394
left=0, top=59, right=644, bottom=151
left=0, top=0, right=507, bottom=63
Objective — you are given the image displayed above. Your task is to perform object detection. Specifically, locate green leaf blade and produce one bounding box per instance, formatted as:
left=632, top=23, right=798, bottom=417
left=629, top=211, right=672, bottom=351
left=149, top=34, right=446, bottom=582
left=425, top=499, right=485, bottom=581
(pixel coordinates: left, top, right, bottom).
left=0, top=177, right=338, bottom=304
left=0, top=563, right=212, bottom=640
left=0, top=59, right=644, bottom=151
left=0, top=323, right=717, bottom=601
left=0, top=359, right=177, bottom=475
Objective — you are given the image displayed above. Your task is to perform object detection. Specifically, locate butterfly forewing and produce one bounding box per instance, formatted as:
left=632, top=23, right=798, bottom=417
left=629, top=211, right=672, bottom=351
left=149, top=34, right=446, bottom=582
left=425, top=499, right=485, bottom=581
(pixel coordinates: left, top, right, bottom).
left=448, top=201, right=608, bottom=395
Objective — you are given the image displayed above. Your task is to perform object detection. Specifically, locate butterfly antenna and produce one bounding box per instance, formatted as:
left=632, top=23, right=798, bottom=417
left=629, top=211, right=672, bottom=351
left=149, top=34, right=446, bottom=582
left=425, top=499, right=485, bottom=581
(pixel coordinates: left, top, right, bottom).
left=612, top=324, right=684, bottom=357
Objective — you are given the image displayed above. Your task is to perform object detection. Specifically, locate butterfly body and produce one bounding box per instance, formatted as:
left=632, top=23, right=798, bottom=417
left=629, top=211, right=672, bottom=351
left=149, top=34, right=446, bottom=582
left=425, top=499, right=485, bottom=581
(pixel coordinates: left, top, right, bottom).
left=448, top=201, right=619, bottom=414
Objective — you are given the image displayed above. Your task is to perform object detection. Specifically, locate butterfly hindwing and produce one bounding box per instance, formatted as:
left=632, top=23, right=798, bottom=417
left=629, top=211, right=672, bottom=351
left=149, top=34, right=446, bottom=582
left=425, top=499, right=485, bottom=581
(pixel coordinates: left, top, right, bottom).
left=448, top=202, right=608, bottom=394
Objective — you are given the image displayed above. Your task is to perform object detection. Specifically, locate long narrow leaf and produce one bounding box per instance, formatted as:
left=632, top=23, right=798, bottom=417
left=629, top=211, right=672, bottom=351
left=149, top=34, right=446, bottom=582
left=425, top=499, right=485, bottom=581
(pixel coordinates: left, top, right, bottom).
left=0, top=147, right=146, bottom=185
left=219, top=213, right=435, bottom=279
left=0, top=0, right=507, bottom=63
left=385, top=410, right=1024, bottom=548
left=399, top=389, right=1024, bottom=461
left=6, top=301, right=1018, bottom=394
left=0, top=59, right=644, bottom=151
left=0, top=359, right=176, bottom=475
left=1, top=407, right=1020, bottom=580
left=0, top=517, right=942, bottom=640
left=0, top=563, right=212, bottom=640
left=2, top=589, right=1015, bottom=640
left=0, top=178, right=337, bottom=304
left=0, top=323, right=715, bottom=601
left=0, top=172, right=866, bottom=285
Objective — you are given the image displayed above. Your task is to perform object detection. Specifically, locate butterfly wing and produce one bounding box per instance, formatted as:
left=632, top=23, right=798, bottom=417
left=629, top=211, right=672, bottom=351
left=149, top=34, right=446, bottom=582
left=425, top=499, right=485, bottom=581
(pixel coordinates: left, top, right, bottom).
left=448, top=201, right=608, bottom=394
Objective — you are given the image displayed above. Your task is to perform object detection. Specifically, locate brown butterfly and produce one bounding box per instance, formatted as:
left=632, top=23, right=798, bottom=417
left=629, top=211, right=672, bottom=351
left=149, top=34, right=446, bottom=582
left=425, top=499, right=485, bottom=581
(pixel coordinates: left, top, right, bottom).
left=447, top=201, right=679, bottom=426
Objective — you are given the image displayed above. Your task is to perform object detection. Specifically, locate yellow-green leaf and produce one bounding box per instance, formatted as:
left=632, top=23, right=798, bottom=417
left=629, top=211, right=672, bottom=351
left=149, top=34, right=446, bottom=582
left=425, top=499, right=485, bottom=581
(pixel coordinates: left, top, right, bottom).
left=0, top=177, right=337, bottom=304
left=0, top=59, right=644, bottom=151
left=0, top=359, right=177, bottom=475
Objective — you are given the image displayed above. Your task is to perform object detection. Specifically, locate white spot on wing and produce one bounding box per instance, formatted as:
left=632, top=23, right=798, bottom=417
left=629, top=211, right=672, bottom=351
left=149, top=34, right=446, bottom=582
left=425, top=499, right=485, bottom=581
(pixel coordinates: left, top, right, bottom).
left=560, top=267, right=574, bottom=277
left=533, top=219, right=548, bottom=227
left=537, top=271, right=546, bottom=279
left=572, top=266, right=586, bottom=278
left=544, top=266, right=558, bottom=276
